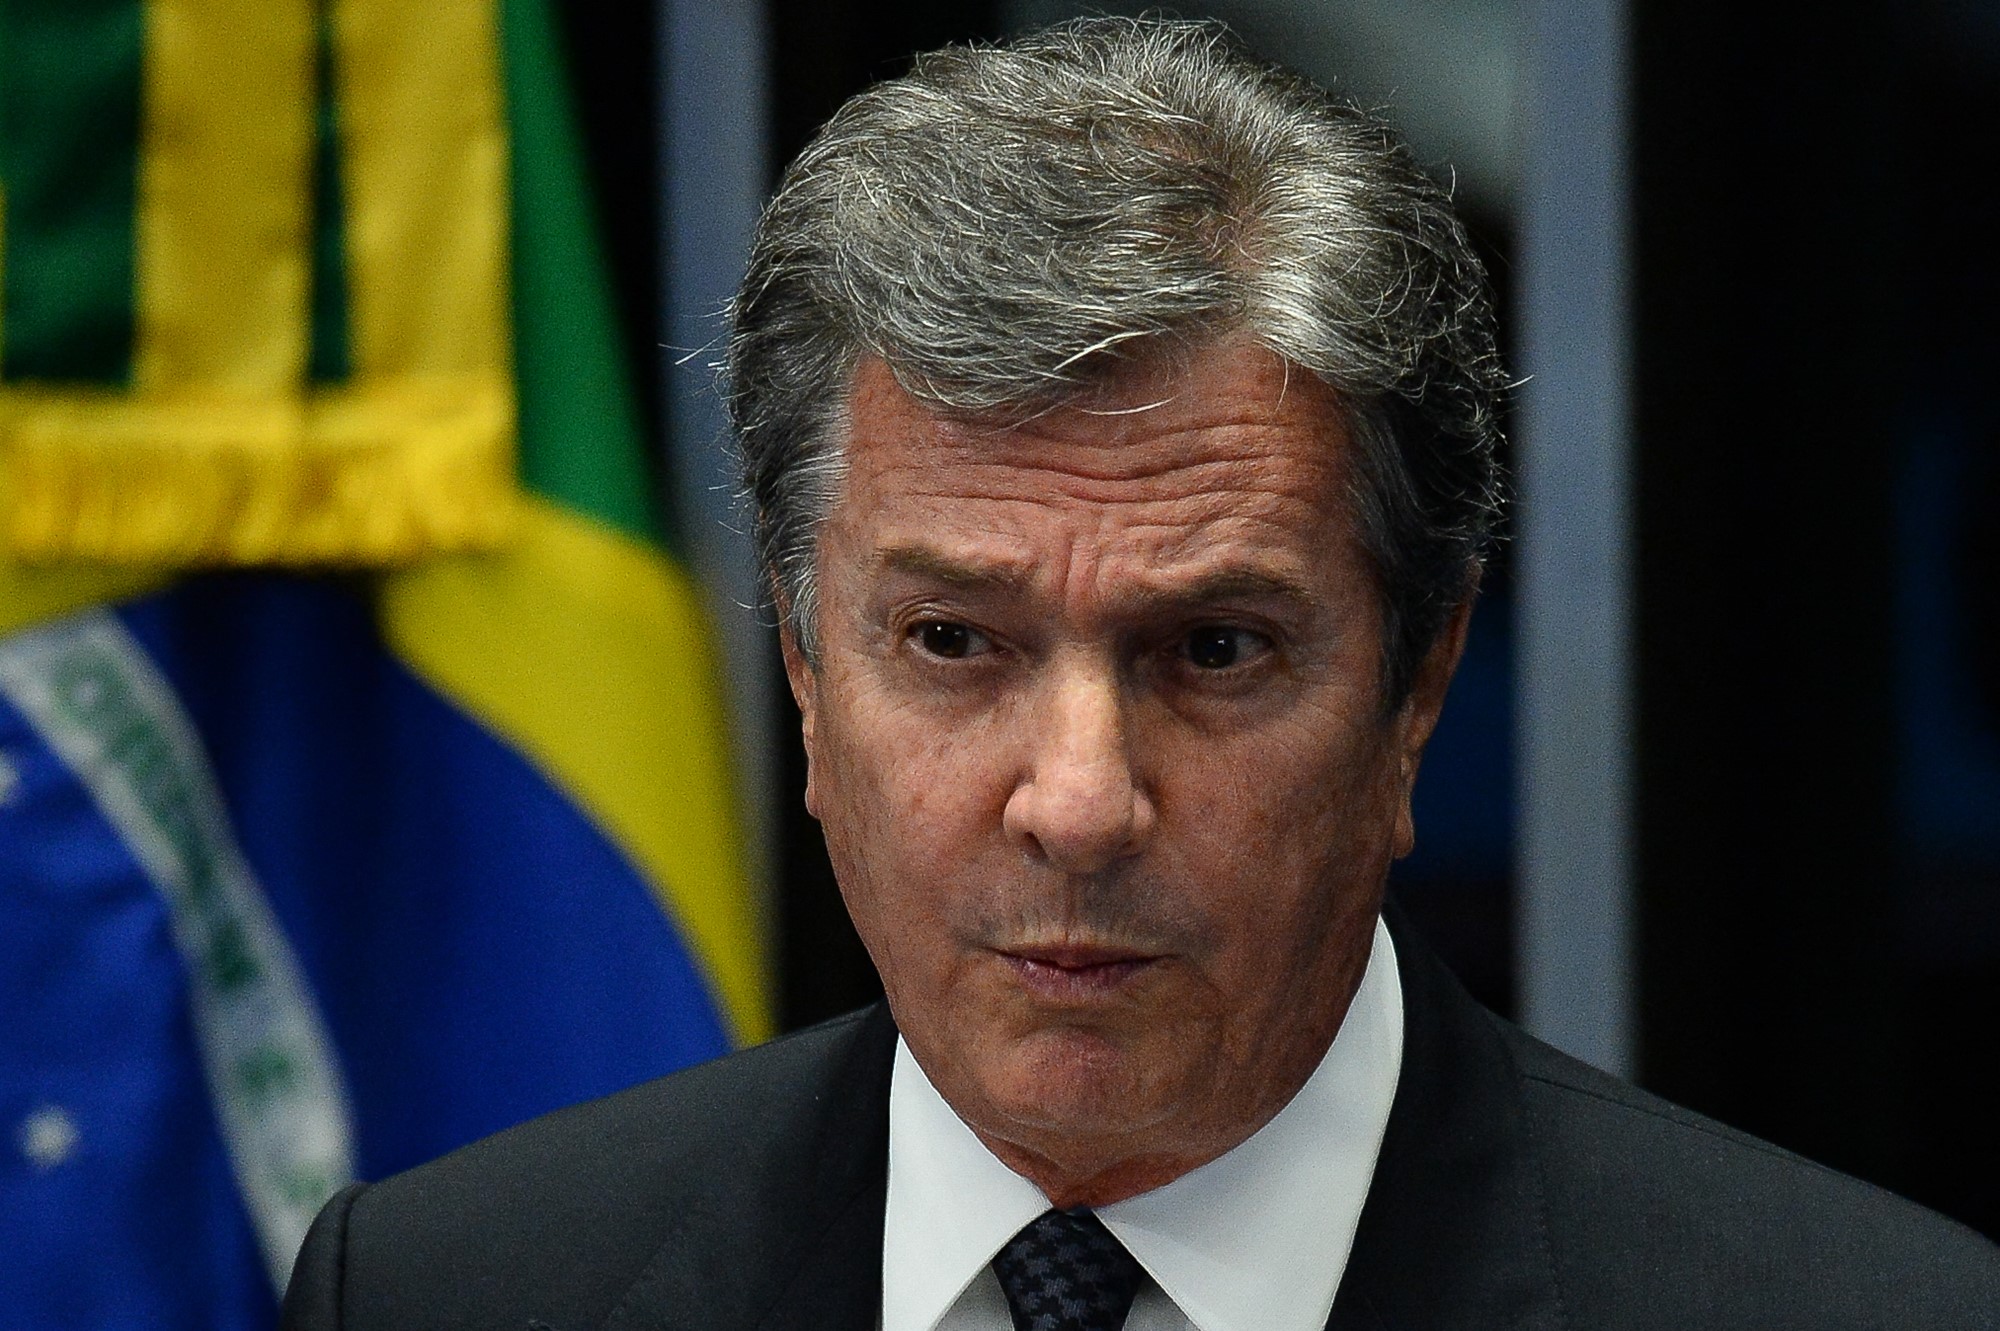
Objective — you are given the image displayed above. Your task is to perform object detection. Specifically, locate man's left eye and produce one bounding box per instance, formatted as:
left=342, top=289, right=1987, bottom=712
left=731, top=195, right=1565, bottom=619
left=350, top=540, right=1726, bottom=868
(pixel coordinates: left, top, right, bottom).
left=1184, top=626, right=1270, bottom=670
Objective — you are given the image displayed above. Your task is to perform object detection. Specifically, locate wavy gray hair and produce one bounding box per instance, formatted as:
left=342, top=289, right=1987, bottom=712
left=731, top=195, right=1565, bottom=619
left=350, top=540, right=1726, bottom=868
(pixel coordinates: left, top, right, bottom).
left=727, top=16, right=1506, bottom=704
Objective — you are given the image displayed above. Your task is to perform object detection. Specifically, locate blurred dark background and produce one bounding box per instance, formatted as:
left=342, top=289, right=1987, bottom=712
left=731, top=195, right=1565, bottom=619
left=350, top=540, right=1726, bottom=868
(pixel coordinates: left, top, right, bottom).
left=557, top=0, right=2000, bottom=1241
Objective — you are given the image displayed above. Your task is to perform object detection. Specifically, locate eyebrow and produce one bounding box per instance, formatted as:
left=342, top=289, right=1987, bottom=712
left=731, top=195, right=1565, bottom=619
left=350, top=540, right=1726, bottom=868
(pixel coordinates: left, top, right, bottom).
left=875, top=544, right=1321, bottom=615
left=1140, top=568, right=1322, bottom=615
left=878, top=545, right=1037, bottom=593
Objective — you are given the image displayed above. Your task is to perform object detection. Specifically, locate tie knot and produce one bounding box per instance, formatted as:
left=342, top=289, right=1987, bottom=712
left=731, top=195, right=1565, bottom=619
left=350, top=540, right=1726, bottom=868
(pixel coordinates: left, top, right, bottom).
left=991, top=1208, right=1144, bottom=1331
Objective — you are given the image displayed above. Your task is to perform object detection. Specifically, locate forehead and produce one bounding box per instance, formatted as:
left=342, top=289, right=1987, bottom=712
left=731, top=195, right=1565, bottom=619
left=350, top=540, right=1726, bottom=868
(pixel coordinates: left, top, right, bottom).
left=834, top=342, right=1356, bottom=565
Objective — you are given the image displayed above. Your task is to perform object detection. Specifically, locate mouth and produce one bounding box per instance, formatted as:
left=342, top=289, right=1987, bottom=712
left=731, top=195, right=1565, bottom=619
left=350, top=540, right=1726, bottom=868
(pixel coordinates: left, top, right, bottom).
left=994, top=943, right=1164, bottom=999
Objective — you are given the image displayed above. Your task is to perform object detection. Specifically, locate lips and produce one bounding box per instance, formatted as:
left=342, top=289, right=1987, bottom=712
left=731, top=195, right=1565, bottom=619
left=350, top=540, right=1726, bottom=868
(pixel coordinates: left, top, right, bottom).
left=996, top=943, right=1162, bottom=999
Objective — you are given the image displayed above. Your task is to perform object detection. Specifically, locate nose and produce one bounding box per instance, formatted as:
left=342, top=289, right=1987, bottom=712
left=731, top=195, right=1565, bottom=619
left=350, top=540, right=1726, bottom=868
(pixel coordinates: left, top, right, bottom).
left=1002, top=659, right=1157, bottom=875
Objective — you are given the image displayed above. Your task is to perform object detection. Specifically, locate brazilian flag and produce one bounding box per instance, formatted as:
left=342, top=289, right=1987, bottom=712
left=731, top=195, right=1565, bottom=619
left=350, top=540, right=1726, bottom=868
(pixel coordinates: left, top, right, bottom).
left=0, top=1, right=767, bottom=1326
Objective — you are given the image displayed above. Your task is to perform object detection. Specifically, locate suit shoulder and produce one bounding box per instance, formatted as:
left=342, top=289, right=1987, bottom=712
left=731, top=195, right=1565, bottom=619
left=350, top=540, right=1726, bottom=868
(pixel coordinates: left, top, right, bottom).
left=1494, top=1018, right=2000, bottom=1327
left=318, top=1008, right=885, bottom=1330
left=367, top=1006, right=874, bottom=1207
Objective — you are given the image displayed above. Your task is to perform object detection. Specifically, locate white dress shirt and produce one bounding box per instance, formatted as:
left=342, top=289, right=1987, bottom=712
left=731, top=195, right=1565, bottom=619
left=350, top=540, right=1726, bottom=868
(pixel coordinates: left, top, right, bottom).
left=881, top=916, right=1404, bottom=1331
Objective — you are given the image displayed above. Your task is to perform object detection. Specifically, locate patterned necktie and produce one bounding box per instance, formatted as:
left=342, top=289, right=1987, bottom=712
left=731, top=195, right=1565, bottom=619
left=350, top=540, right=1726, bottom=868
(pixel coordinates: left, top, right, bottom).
left=991, top=1208, right=1144, bottom=1331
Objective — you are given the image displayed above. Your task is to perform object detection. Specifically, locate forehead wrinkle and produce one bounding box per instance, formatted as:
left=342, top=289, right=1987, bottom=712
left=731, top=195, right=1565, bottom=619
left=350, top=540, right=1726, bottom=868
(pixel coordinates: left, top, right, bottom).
left=877, top=453, right=1335, bottom=523
left=871, top=522, right=1318, bottom=617
left=868, top=459, right=1337, bottom=589
left=934, top=418, right=1343, bottom=491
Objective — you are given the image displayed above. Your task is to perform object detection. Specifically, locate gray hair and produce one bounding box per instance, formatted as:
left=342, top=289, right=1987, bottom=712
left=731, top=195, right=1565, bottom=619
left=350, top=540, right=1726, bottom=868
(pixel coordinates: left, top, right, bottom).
left=727, top=16, right=1506, bottom=704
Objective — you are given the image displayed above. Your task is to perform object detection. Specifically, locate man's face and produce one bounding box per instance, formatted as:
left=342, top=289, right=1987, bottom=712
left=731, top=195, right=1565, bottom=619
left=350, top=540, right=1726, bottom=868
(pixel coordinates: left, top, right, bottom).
left=786, top=340, right=1462, bottom=1205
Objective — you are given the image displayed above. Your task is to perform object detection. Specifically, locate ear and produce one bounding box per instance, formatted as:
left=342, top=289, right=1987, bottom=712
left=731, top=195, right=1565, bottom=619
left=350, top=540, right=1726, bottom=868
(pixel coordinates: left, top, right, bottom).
left=778, top=618, right=823, bottom=819
left=1391, top=589, right=1476, bottom=858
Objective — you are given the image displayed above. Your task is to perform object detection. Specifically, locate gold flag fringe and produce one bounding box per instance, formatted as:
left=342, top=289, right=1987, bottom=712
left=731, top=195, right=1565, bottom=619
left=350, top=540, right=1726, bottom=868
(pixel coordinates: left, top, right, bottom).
left=0, top=375, right=516, bottom=566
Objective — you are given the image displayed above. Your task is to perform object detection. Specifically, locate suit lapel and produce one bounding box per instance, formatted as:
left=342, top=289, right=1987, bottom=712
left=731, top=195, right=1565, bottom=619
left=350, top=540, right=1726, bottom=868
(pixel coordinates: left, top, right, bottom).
left=748, top=1003, right=895, bottom=1331
left=599, top=1004, right=898, bottom=1331
left=750, top=1169, right=889, bottom=1331
left=1325, top=910, right=1568, bottom=1330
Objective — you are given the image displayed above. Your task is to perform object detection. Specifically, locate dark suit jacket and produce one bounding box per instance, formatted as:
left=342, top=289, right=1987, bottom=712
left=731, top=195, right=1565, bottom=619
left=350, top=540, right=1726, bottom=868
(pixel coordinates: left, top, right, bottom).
left=281, top=921, right=2000, bottom=1329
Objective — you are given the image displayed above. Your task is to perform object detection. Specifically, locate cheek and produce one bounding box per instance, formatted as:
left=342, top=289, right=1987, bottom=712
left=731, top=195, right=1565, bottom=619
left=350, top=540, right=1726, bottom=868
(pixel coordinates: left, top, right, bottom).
left=819, top=686, right=993, bottom=847
left=1185, top=715, right=1401, bottom=937
left=810, top=673, right=1005, bottom=970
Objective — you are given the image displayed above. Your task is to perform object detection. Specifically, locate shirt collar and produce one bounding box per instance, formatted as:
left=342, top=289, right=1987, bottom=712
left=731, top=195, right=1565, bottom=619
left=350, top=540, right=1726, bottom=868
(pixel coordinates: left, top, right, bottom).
left=881, top=915, right=1404, bottom=1331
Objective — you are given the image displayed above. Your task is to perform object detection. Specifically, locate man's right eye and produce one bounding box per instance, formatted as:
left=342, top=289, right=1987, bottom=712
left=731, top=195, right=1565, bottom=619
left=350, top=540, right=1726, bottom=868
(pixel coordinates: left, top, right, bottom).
left=912, top=620, right=985, bottom=659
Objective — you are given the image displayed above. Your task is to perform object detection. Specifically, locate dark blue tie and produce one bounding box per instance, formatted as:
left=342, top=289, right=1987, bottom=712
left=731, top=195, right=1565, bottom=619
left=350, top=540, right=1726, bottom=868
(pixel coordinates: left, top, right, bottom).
left=991, top=1208, right=1144, bottom=1331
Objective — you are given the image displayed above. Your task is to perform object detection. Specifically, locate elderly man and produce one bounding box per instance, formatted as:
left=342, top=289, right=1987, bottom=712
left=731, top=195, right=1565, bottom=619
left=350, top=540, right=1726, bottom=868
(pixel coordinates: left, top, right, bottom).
left=283, top=18, right=2000, bottom=1330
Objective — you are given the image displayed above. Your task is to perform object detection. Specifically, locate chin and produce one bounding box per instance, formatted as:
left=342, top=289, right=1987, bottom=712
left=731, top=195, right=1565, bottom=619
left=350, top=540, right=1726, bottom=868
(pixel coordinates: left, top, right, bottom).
left=982, top=1024, right=1177, bottom=1141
